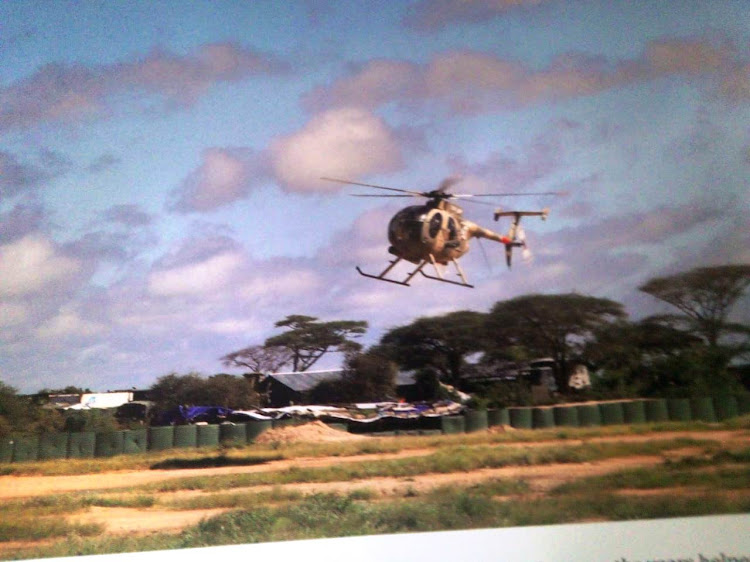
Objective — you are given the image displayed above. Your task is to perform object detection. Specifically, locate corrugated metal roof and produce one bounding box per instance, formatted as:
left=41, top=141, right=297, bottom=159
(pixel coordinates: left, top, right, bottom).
left=269, top=369, right=417, bottom=392
left=269, top=370, right=343, bottom=392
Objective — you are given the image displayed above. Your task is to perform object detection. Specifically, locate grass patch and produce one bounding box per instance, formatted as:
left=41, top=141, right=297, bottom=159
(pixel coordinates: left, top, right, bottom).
left=144, top=437, right=713, bottom=494
left=0, top=517, right=102, bottom=543
left=21, top=487, right=750, bottom=559
left=552, top=446, right=750, bottom=495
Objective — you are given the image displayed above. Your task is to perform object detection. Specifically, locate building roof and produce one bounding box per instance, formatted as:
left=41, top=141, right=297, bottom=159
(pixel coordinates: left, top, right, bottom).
left=268, top=370, right=343, bottom=392
left=269, top=369, right=418, bottom=392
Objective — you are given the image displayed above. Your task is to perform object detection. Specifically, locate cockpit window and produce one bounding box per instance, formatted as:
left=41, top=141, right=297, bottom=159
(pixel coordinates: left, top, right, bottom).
left=428, top=212, right=442, bottom=238
left=447, top=217, right=457, bottom=239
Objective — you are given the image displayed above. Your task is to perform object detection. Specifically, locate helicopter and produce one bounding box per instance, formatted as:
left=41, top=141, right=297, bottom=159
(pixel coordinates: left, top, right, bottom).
left=322, top=177, right=559, bottom=288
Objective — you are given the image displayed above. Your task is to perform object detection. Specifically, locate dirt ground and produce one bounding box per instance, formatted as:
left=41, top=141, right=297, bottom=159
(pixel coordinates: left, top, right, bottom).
left=0, top=425, right=747, bottom=547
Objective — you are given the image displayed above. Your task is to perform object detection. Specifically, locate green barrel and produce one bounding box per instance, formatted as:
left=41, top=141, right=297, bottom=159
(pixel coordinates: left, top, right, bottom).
left=95, top=431, right=125, bottom=458
left=599, top=402, right=625, bottom=425
left=532, top=408, right=555, bottom=429
left=67, top=432, right=96, bottom=459
left=123, top=429, right=148, bottom=454
left=713, top=395, right=739, bottom=421
left=148, top=426, right=175, bottom=451
left=173, top=425, right=198, bottom=448
left=197, top=424, right=220, bottom=447
left=0, top=436, right=14, bottom=463
left=464, top=410, right=489, bottom=432
left=39, top=432, right=69, bottom=460
left=509, top=408, right=533, bottom=429
left=220, top=423, right=247, bottom=446
left=246, top=420, right=272, bottom=443
left=441, top=415, right=465, bottom=434
left=12, top=435, right=40, bottom=462
left=690, top=398, right=717, bottom=422
left=623, top=401, right=647, bottom=424
left=645, top=399, right=669, bottom=422
left=487, top=408, right=510, bottom=427
left=667, top=398, right=692, bottom=422
left=737, top=394, right=750, bottom=416
left=553, top=406, right=579, bottom=427
left=576, top=404, right=602, bottom=427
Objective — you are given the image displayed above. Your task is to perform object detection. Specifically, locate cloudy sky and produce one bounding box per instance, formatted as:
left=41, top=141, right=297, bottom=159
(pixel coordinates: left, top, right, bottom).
left=1, top=1, right=748, bottom=393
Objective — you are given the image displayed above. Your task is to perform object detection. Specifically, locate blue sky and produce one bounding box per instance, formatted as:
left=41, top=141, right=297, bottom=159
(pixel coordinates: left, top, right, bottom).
left=1, top=0, right=748, bottom=393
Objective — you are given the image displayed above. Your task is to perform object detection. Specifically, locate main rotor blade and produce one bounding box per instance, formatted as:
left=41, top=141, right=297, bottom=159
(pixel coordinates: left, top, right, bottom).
left=456, top=197, right=495, bottom=207
left=451, top=191, right=566, bottom=198
left=349, top=194, right=415, bottom=198
left=321, top=177, right=425, bottom=197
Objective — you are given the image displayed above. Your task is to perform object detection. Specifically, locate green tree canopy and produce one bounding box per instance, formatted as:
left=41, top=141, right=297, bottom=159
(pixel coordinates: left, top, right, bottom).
left=485, top=293, right=627, bottom=392
left=149, top=372, right=260, bottom=411
left=583, top=319, right=702, bottom=397
left=376, top=310, right=486, bottom=387
left=0, top=380, right=67, bottom=436
left=263, top=315, right=368, bottom=372
left=37, top=386, right=92, bottom=395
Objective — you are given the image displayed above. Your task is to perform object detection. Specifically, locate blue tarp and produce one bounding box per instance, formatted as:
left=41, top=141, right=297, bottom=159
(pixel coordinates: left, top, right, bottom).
left=157, top=406, right=233, bottom=425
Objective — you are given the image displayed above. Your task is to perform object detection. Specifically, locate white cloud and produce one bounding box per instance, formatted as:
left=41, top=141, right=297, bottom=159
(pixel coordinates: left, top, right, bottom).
left=171, top=148, right=270, bottom=212
left=35, top=309, right=105, bottom=340
left=239, top=269, right=322, bottom=301
left=0, top=301, right=28, bottom=328
left=0, top=235, right=81, bottom=297
left=148, top=251, right=243, bottom=296
left=271, top=108, right=403, bottom=192
left=201, top=318, right=263, bottom=335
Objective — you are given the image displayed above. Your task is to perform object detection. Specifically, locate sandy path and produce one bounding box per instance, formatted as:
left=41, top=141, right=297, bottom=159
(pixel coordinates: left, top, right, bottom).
left=70, top=506, right=230, bottom=534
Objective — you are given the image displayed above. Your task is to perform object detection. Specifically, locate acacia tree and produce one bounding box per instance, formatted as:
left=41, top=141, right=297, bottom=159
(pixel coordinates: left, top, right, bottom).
left=263, top=315, right=368, bottom=372
left=485, top=294, right=626, bottom=392
left=376, top=310, right=486, bottom=388
left=221, top=345, right=293, bottom=374
left=639, top=264, right=750, bottom=392
left=639, top=264, right=750, bottom=350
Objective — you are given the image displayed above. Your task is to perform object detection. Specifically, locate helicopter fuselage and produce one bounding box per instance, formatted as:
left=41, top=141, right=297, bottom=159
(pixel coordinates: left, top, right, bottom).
left=387, top=200, right=474, bottom=265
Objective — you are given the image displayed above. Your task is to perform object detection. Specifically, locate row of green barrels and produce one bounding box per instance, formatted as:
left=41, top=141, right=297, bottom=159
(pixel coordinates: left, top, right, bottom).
left=440, top=395, right=750, bottom=434
left=2, top=397, right=747, bottom=463
left=0, top=418, right=295, bottom=464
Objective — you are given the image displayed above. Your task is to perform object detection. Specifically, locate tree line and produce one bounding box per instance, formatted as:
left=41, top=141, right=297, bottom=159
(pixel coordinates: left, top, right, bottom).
left=1, top=264, right=748, bottom=434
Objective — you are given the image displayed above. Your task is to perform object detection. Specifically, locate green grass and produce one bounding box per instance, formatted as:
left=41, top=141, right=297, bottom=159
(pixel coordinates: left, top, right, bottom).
left=0, top=517, right=102, bottom=543
left=15, top=487, right=750, bottom=560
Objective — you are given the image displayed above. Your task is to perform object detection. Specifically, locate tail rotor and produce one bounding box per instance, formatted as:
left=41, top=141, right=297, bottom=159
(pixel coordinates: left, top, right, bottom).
left=495, top=208, right=548, bottom=268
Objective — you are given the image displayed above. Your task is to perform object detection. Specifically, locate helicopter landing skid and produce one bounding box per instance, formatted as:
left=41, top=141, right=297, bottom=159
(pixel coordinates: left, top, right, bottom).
left=356, top=256, right=474, bottom=288
left=419, top=255, right=474, bottom=288
left=355, top=257, right=426, bottom=286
